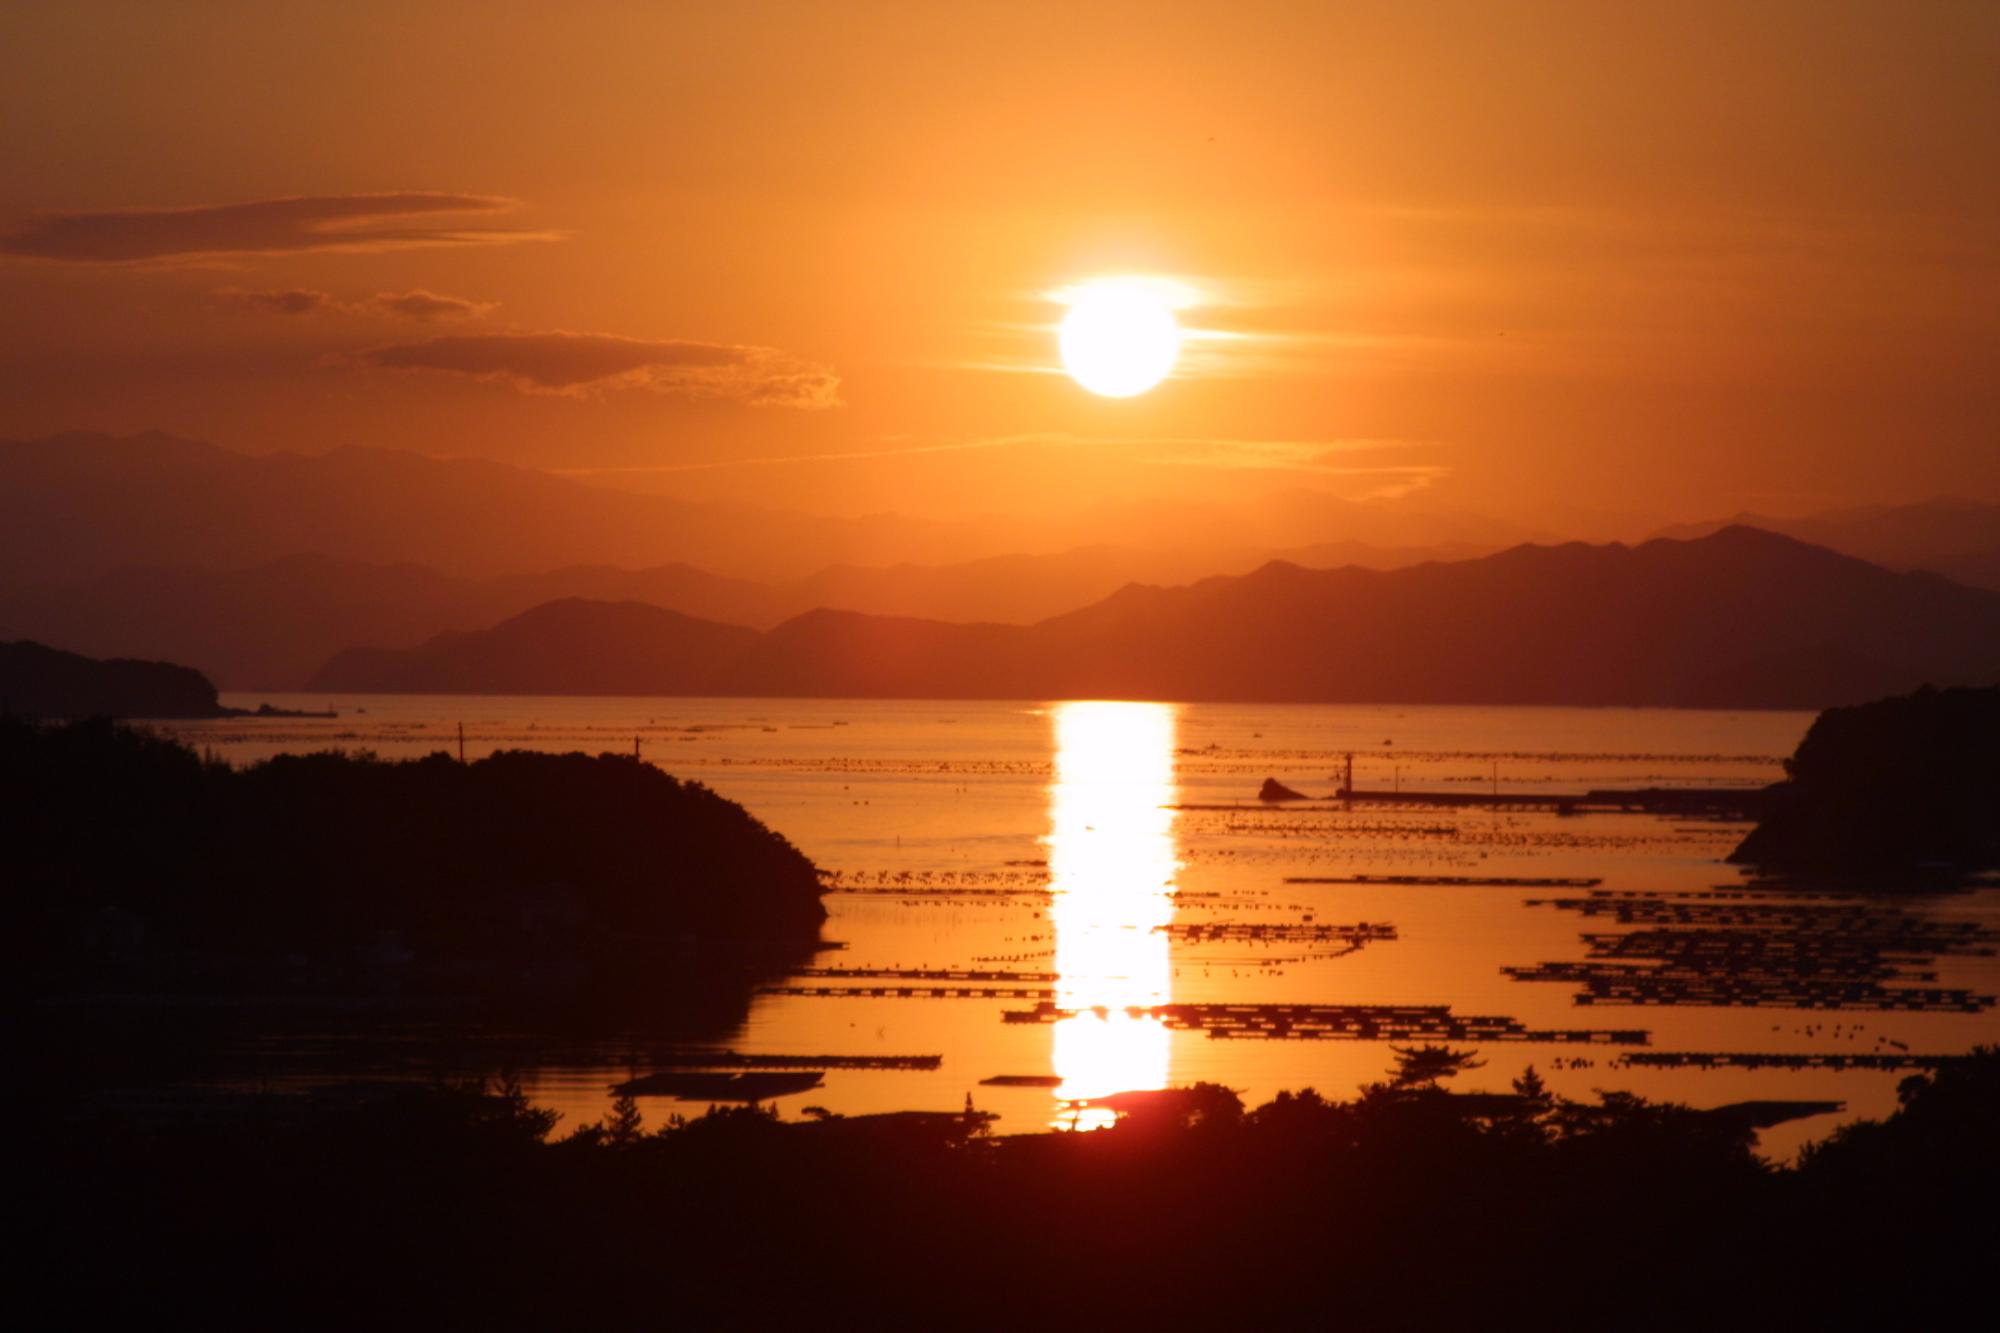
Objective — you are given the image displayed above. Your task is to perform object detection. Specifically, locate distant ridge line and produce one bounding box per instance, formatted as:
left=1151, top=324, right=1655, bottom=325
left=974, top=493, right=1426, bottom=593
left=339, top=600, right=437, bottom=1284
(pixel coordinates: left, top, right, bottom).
left=303, top=526, right=2000, bottom=711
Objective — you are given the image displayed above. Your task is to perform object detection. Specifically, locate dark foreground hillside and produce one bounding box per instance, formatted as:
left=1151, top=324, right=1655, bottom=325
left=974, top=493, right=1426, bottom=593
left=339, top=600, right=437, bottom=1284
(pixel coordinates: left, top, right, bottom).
left=25, top=1048, right=1997, bottom=1329
left=8, top=719, right=826, bottom=1011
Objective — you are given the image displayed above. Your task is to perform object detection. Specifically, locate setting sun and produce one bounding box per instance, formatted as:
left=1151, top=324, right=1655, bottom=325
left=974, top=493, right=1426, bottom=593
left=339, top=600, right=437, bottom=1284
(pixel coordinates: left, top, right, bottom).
left=1056, top=278, right=1184, bottom=397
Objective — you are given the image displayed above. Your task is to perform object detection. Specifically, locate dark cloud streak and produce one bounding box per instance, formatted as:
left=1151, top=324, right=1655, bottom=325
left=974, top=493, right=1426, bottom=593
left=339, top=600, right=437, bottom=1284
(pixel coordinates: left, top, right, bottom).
left=1, top=193, right=553, bottom=263
left=216, top=287, right=495, bottom=321
left=360, top=289, right=494, bottom=321
left=215, top=287, right=336, bottom=316
left=350, top=331, right=842, bottom=408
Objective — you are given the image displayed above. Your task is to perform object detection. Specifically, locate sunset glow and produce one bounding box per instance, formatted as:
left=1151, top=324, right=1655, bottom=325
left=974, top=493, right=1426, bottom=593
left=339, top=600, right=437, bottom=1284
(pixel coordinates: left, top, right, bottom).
left=9, top=4, right=2000, bottom=1313
left=1045, top=701, right=1181, bottom=1129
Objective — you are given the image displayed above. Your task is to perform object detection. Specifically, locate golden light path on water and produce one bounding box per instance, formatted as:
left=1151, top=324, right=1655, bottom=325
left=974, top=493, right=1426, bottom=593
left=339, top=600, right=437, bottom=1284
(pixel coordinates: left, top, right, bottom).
left=1045, top=701, right=1181, bottom=1129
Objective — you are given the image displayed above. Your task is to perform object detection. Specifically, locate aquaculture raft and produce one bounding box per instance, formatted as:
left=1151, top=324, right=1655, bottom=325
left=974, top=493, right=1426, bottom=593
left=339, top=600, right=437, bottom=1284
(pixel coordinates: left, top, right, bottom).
left=612, top=1070, right=826, bottom=1100
left=999, top=1001, right=1647, bottom=1045
left=1287, top=874, right=1602, bottom=888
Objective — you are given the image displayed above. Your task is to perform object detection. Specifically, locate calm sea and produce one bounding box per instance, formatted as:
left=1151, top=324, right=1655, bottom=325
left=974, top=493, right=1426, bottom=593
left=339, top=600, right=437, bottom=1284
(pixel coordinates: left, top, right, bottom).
left=164, top=694, right=2000, bottom=1157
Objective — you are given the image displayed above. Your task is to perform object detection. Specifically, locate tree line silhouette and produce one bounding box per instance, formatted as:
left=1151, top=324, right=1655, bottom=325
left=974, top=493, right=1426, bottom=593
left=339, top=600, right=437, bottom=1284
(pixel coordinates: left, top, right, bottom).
left=26, top=1043, right=1995, bottom=1327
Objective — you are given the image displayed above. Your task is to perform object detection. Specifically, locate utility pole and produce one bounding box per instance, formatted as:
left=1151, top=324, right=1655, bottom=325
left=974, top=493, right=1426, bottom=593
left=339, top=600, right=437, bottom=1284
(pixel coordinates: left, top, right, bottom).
left=458, top=722, right=465, bottom=764
left=634, top=735, right=642, bottom=763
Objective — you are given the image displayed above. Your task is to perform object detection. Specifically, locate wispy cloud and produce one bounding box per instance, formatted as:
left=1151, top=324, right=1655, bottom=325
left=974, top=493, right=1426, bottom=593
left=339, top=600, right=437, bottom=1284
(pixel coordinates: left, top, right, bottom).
left=1136, top=437, right=1439, bottom=472
left=216, top=286, right=495, bottom=321
left=347, top=330, right=841, bottom=408
left=358, top=289, right=494, bottom=321
left=214, top=287, right=338, bottom=316
left=969, top=268, right=1472, bottom=381
left=1, top=193, right=556, bottom=263
left=559, top=432, right=1445, bottom=478
left=1118, top=436, right=1451, bottom=499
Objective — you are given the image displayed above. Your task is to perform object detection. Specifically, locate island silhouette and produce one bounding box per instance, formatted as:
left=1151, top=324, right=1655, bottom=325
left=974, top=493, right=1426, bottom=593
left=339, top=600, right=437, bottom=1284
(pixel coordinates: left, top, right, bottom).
left=1732, top=684, right=2000, bottom=878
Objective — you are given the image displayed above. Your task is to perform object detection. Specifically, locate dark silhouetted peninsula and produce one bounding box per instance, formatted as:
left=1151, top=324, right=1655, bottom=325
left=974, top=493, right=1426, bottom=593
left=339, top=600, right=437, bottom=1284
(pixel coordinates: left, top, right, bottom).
left=311, top=528, right=2000, bottom=709
left=1, top=638, right=236, bottom=719
left=1731, top=684, right=2000, bottom=878
left=10, top=719, right=825, bottom=1008
left=1, top=639, right=329, bottom=720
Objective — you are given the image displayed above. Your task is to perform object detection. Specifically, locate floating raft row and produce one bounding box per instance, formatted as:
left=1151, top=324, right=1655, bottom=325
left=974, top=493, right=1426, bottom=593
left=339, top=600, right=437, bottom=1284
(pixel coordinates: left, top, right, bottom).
left=1508, top=896, right=1999, bottom=1011
left=825, top=885, right=1051, bottom=897
left=1674, top=887, right=1875, bottom=901
left=612, top=1070, right=825, bottom=1100
left=1503, top=963, right=1993, bottom=1012
left=794, top=967, right=1060, bottom=983
left=1157, top=921, right=1398, bottom=944
left=1218, top=787, right=1766, bottom=818
left=1325, top=786, right=1770, bottom=818
left=1552, top=954, right=1928, bottom=983
left=1527, top=896, right=2000, bottom=938
left=998, top=1001, right=1647, bottom=1045
left=1622, top=1052, right=1967, bottom=1072
left=619, top=1051, right=941, bottom=1071
left=979, top=1074, right=1065, bottom=1088
left=1580, top=929, right=1962, bottom=973
left=823, top=884, right=1237, bottom=901
left=762, top=984, right=1057, bottom=1000
left=1286, top=874, right=1603, bottom=888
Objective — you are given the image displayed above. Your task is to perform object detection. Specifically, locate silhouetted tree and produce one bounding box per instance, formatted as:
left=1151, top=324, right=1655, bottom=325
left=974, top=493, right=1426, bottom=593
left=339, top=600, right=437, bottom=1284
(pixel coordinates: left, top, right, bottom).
left=600, top=1092, right=644, bottom=1146
left=1387, top=1043, right=1486, bottom=1090
left=489, top=1073, right=562, bottom=1144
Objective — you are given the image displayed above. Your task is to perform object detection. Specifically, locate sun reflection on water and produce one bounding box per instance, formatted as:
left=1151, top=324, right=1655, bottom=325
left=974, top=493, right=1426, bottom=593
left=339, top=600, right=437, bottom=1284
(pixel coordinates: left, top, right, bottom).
left=1045, top=701, right=1181, bottom=1129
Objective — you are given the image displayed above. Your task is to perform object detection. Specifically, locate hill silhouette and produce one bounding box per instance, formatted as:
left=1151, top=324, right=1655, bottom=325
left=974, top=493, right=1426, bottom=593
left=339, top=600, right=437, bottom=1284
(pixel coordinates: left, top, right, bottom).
left=780, top=539, right=1495, bottom=629
left=11, top=718, right=826, bottom=1003
left=310, top=528, right=2000, bottom=709
left=1656, top=498, right=2000, bottom=591
left=311, top=598, right=762, bottom=695
left=1, top=639, right=233, bottom=718
left=0, top=554, right=780, bottom=690
left=1732, top=684, right=2000, bottom=877
left=0, top=541, right=1484, bottom=690
left=979, top=525, right=2000, bottom=707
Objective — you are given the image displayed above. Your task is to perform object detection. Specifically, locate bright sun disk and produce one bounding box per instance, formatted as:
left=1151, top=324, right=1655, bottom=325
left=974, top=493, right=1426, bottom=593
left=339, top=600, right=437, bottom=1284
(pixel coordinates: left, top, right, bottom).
left=1057, top=278, right=1183, bottom=398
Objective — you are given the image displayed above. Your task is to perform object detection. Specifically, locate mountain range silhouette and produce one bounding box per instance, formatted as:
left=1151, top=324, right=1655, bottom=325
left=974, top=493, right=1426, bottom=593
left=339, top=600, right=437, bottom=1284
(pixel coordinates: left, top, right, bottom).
left=309, top=527, right=2000, bottom=709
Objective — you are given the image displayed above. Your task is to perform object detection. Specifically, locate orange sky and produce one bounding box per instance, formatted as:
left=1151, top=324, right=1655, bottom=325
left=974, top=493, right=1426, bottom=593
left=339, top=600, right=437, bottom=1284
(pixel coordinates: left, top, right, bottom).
left=1, top=0, right=1994, bottom=531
